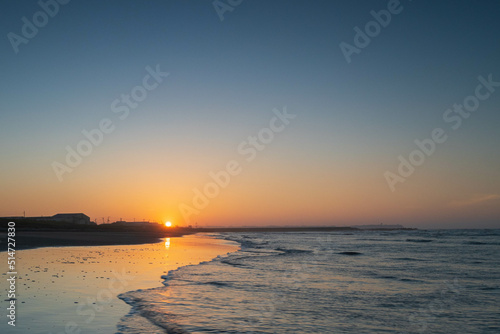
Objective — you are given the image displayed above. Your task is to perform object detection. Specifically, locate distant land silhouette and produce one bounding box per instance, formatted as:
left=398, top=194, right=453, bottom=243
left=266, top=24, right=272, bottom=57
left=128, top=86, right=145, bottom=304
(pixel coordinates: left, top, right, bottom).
left=0, top=213, right=415, bottom=251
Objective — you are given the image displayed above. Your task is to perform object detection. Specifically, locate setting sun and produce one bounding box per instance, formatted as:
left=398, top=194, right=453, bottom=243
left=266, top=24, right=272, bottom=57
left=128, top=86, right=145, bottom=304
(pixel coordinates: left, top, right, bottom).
left=165, top=221, right=172, bottom=227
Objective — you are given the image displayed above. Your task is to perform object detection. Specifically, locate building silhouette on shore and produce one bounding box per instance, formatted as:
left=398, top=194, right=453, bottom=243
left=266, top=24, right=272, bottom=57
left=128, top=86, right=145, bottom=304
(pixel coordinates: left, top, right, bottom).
left=1, top=213, right=92, bottom=225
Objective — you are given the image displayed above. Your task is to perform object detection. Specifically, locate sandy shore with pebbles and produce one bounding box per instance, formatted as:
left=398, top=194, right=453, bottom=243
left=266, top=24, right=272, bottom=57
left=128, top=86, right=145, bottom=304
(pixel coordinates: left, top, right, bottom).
left=0, top=234, right=239, bottom=334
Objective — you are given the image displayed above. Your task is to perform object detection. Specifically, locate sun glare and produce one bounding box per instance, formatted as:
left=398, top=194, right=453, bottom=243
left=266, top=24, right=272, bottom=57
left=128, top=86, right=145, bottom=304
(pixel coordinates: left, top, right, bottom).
left=165, top=221, right=172, bottom=227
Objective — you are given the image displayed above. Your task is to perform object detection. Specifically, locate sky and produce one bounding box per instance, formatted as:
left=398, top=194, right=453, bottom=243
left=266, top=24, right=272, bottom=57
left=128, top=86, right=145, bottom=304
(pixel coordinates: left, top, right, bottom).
left=1, top=0, right=499, bottom=228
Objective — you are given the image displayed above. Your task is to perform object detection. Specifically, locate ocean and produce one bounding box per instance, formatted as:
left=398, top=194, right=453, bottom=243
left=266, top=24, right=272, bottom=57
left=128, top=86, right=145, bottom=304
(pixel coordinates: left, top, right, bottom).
left=117, top=229, right=500, bottom=333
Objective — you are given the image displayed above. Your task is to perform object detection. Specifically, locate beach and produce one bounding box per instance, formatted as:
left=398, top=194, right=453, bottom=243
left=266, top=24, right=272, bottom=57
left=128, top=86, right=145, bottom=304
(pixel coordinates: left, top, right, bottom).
left=0, top=230, right=193, bottom=251
left=0, top=234, right=239, bottom=334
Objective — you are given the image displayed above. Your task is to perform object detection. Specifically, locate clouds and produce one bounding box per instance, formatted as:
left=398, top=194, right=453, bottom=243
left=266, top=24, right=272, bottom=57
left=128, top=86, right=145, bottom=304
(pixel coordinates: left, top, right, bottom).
left=449, top=194, right=500, bottom=208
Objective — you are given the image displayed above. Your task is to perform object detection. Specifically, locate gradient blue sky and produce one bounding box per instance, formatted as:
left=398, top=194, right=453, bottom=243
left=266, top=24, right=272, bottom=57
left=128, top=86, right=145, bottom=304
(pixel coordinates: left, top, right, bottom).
left=1, top=0, right=499, bottom=228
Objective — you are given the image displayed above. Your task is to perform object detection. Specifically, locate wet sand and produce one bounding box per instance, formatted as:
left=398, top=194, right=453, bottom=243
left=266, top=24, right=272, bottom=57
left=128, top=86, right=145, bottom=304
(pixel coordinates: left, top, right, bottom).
left=0, top=230, right=192, bottom=251
left=0, top=234, right=239, bottom=334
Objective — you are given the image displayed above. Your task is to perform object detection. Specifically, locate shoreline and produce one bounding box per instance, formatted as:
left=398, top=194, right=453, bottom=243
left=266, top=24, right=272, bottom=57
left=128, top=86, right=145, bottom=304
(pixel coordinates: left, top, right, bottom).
left=0, top=226, right=418, bottom=251
left=0, top=234, right=239, bottom=334
left=0, top=230, right=193, bottom=251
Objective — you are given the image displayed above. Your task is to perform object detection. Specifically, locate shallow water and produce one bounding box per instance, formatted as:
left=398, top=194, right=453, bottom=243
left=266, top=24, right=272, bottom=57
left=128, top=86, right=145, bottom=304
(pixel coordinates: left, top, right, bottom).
left=0, top=234, right=237, bottom=334
left=118, top=230, right=500, bottom=333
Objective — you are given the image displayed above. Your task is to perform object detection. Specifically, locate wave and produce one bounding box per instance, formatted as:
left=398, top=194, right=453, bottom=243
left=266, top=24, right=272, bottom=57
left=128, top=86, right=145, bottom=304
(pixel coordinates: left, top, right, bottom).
left=221, top=258, right=247, bottom=268
left=116, top=233, right=243, bottom=334
left=118, top=289, right=190, bottom=334
left=399, top=278, right=423, bottom=282
left=275, top=247, right=314, bottom=255
left=198, top=281, right=232, bottom=287
left=338, top=251, right=363, bottom=256
left=218, top=233, right=266, bottom=250
left=464, top=241, right=500, bottom=245
left=406, top=238, right=433, bottom=243
left=159, top=258, right=218, bottom=286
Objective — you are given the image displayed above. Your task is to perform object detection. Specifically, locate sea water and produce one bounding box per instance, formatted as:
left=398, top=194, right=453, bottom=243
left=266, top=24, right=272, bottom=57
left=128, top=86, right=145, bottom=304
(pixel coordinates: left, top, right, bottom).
left=117, top=230, right=500, bottom=333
